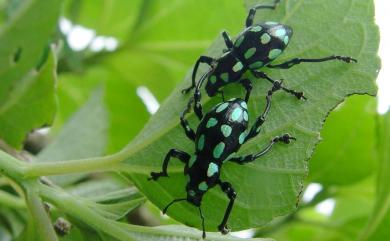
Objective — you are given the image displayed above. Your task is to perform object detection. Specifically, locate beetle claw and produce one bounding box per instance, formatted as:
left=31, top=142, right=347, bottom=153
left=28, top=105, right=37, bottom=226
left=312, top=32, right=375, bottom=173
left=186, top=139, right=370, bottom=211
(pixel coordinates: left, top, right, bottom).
left=218, top=224, right=230, bottom=235
left=148, top=172, right=168, bottom=181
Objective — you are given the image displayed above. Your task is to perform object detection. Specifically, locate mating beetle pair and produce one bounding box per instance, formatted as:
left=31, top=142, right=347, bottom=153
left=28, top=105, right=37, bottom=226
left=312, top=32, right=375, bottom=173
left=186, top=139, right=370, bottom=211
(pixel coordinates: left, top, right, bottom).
left=150, top=81, right=295, bottom=238
left=149, top=0, right=356, bottom=238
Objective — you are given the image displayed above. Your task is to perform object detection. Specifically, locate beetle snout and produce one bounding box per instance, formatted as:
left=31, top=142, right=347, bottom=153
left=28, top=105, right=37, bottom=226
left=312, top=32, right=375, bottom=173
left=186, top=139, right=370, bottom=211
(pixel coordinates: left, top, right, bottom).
left=283, top=24, right=293, bottom=38
left=187, top=194, right=202, bottom=207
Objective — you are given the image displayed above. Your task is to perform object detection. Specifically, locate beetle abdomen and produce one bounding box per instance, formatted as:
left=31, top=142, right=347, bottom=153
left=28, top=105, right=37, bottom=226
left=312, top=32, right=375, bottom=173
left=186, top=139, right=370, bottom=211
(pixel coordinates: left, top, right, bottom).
left=233, top=22, right=292, bottom=69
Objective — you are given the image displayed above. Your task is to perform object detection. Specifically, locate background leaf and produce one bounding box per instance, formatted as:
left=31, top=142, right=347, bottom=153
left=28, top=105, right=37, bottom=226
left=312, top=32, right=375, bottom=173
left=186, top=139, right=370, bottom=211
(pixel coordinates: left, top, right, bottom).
left=308, top=95, right=377, bottom=186
left=0, top=0, right=61, bottom=148
left=120, top=0, right=379, bottom=232
left=357, top=112, right=390, bottom=241
left=35, top=87, right=108, bottom=185
left=55, top=0, right=249, bottom=154
left=63, top=0, right=143, bottom=41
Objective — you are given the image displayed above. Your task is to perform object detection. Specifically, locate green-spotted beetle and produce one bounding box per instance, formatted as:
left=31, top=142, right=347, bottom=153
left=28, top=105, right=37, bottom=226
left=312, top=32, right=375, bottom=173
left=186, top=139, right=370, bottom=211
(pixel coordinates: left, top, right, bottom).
left=149, top=80, right=295, bottom=238
left=183, top=0, right=356, bottom=119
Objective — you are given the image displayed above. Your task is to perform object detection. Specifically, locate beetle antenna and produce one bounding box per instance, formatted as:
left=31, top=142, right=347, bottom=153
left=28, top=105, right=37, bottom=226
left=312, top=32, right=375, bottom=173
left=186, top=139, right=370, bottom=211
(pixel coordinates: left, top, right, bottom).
left=162, top=198, right=186, bottom=214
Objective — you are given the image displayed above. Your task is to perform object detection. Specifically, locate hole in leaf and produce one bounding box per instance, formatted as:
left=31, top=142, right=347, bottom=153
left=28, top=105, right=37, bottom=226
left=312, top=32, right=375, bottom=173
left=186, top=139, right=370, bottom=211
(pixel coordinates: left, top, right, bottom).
left=13, top=47, right=22, bottom=63
left=35, top=45, right=50, bottom=70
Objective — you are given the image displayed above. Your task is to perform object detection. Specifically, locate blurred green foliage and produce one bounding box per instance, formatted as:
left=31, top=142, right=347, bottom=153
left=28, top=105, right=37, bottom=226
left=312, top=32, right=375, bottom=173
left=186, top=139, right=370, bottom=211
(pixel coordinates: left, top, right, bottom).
left=0, top=0, right=384, bottom=241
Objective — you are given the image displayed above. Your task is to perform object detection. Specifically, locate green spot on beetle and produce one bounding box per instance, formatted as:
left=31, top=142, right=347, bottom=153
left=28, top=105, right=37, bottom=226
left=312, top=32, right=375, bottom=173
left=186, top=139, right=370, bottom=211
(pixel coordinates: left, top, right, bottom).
left=220, top=73, right=229, bottom=82
left=206, top=118, right=218, bottom=128
left=189, top=190, right=196, bottom=196
left=269, top=49, right=282, bottom=59
left=198, top=135, right=205, bottom=151
left=239, top=132, right=247, bottom=144
left=198, top=181, right=208, bottom=191
left=216, top=103, right=229, bottom=113
left=232, top=61, right=243, bottom=72
left=249, top=61, right=264, bottom=69
left=221, top=125, right=232, bottom=137
left=250, top=26, right=262, bottom=32
left=275, top=28, right=286, bottom=37
left=213, top=142, right=225, bottom=159
left=261, top=33, right=271, bottom=44
left=210, top=75, right=217, bottom=84
left=207, top=162, right=219, bottom=177
left=244, top=47, right=256, bottom=59
left=243, top=111, right=249, bottom=121
left=240, top=102, right=247, bottom=109
left=284, top=35, right=289, bottom=45
left=188, top=155, right=196, bottom=168
left=234, top=35, right=245, bottom=47
left=231, top=108, right=243, bottom=121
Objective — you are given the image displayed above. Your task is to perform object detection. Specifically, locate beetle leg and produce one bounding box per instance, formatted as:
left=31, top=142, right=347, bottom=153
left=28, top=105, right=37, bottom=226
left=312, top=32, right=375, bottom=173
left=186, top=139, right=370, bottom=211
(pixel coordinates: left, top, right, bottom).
left=148, top=149, right=190, bottom=181
left=193, top=72, right=210, bottom=120
left=198, top=207, right=206, bottom=239
left=182, top=56, right=214, bottom=94
left=222, top=31, right=234, bottom=50
left=228, top=134, right=295, bottom=164
left=252, top=70, right=306, bottom=100
left=217, top=180, right=237, bottom=235
left=180, top=98, right=196, bottom=141
left=162, top=198, right=187, bottom=214
left=267, top=55, right=357, bottom=69
left=245, top=80, right=281, bottom=141
left=246, top=0, right=280, bottom=27
left=239, top=78, right=253, bottom=102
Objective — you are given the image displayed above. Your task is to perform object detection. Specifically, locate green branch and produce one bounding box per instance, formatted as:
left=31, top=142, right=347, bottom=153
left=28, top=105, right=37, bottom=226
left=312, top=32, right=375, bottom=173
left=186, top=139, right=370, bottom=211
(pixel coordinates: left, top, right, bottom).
left=39, top=184, right=136, bottom=241
left=0, top=150, right=26, bottom=181
left=24, top=180, right=58, bottom=241
left=0, top=189, right=26, bottom=209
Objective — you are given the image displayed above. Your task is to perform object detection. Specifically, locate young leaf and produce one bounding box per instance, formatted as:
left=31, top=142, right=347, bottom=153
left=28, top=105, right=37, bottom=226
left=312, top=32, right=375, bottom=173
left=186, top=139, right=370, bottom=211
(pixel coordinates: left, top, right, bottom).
left=35, top=88, right=108, bottom=186
left=0, top=0, right=61, bottom=148
left=55, top=66, right=149, bottom=154
left=121, top=0, right=379, bottom=232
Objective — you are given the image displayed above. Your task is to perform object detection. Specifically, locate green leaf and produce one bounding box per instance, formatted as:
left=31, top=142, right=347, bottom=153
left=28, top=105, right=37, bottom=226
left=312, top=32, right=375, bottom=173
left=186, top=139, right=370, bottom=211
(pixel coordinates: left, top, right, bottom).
left=357, top=112, right=390, bottom=241
left=308, top=95, right=377, bottom=186
left=121, top=0, right=379, bottom=232
left=267, top=178, right=375, bottom=241
left=0, top=0, right=61, bottom=148
left=55, top=65, right=149, bottom=154
left=35, top=88, right=108, bottom=186
left=67, top=177, right=146, bottom=220
left=64, top=0, right=143, bottom=41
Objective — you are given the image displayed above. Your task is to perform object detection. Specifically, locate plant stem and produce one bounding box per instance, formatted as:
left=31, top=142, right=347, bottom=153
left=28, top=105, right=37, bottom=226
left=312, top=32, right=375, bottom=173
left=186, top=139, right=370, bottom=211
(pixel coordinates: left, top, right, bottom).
left=39, top=184, right=136, bottom=241
left=23, top=150, right=130, bottom=177
left=0, top=189, right=26, bottom=209
left=0, top=150, right=26, bottom=181
left=24, top=180, right=58, bottom=241
left=39, top=183, right=234, bottom=241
